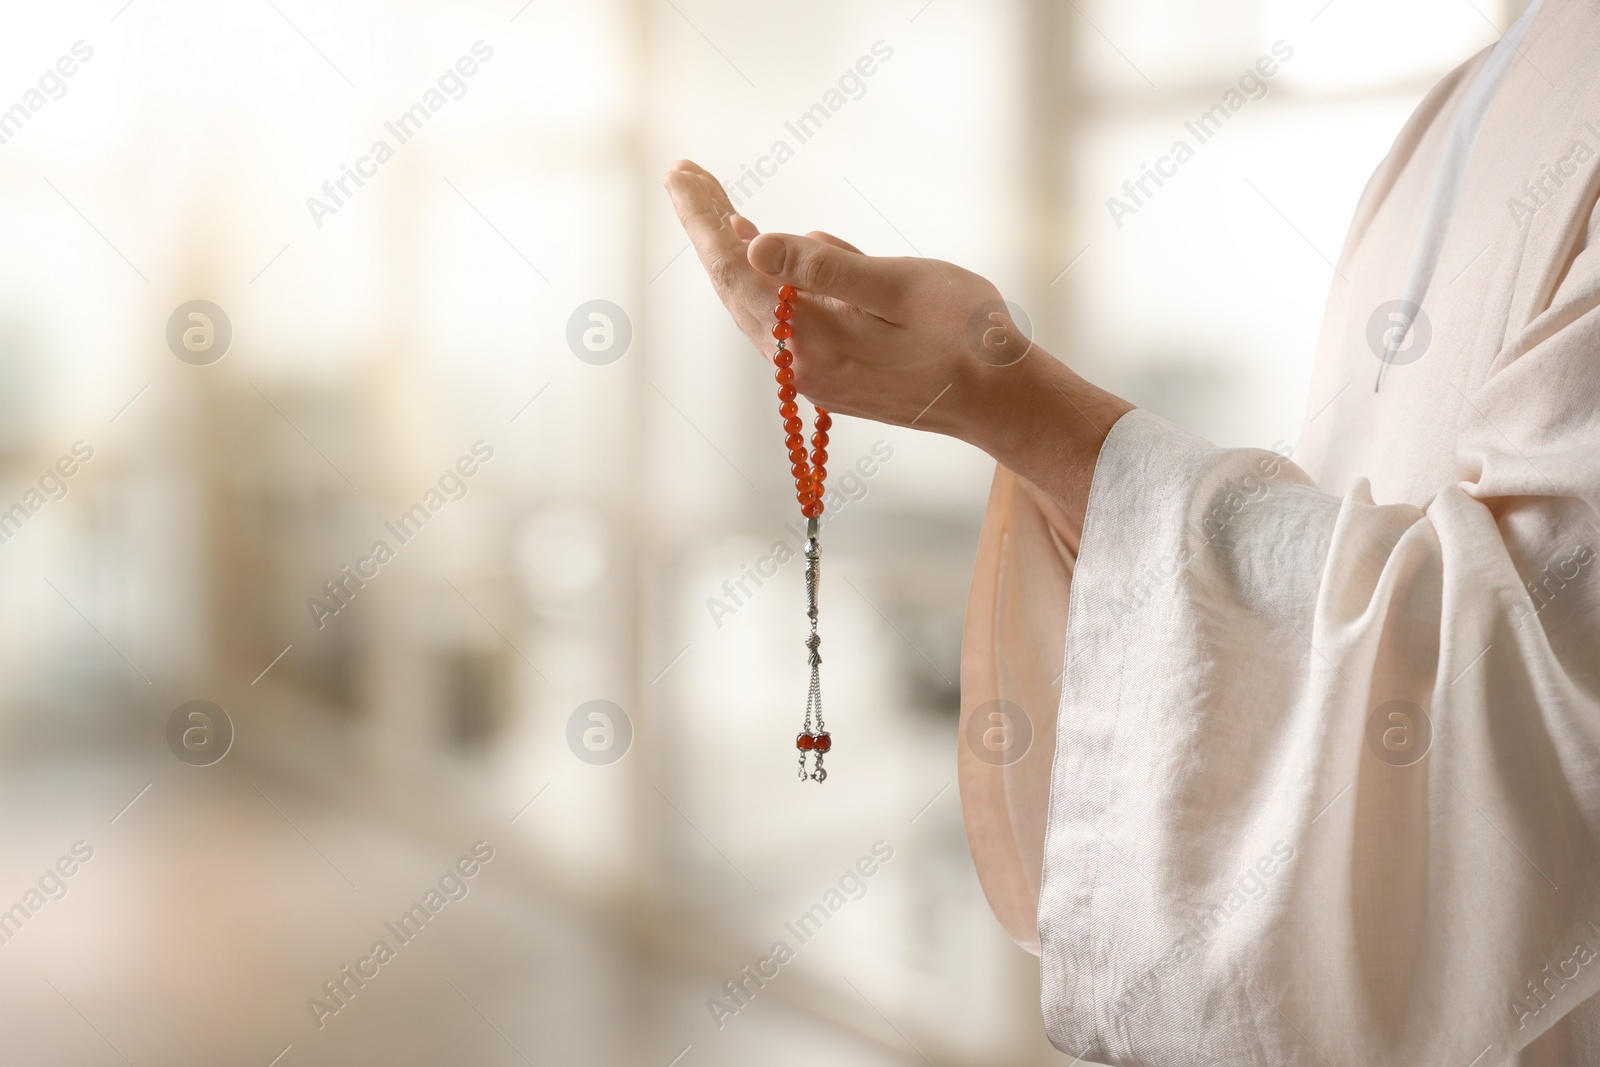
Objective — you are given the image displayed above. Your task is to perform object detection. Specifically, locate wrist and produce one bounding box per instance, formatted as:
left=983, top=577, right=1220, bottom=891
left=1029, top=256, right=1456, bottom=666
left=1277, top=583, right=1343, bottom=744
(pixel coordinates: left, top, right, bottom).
left=957, top=348, right=1132, bottom=527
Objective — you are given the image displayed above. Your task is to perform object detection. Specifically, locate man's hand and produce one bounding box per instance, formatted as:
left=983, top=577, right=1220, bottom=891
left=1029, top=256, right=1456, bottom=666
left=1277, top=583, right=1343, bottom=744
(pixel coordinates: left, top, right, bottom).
left=661, top=158, right=1131, bottom=527
left=662, top=158, right=1018, bottom=435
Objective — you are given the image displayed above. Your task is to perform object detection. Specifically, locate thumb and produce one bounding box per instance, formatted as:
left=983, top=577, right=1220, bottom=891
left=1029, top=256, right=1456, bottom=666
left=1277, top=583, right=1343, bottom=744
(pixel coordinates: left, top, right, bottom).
left=805, top=230, right=864, bottom=254
left=747, top=232, right=914, bottom=320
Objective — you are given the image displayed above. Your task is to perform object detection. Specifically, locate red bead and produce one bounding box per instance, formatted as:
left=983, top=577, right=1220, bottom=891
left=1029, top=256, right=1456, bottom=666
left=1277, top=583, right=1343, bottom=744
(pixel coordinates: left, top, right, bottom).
left=816, top=412, right=832, bottom=432
left=790, top=462, right=809, bottom=479
left=775, top=365, right=795, bottom=385
left=774, top=301, right=794, bottom=321
left=775, top=349, right=793, bottom=368
left=811, top=447, right=828, bottom=466
left=789, top=447, right=807, bottom=464
left=778, top=284, right=797, bottom=301
left=813, top=467, right=827, bottom=483
left=802, top=501, right=821, bottom=519
left=796, top=732, right=815, bottom=751
left=811, top=431, right=828, bottom=449
left=814, top=731, right=831, bottom=752
left=772, top=321, right=792, bottom=341
left=779, top=401, right=798, bottom=419
left=785, top=432, right=803, bottom=450
left=778, top=384, right=797, bottom=402
left=783, top=416, right=803, bottom=434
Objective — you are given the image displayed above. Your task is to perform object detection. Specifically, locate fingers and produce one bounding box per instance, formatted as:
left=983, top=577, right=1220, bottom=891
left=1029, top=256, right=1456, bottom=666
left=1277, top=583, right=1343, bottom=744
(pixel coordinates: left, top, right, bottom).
left=670, top=159, right=736, bottom=215
left=663, top=166, right=736, bottom=253
left=747, top=232, right=916, bottom=321
left=684, top=173, right=760, bottom=242
left=663, top=165, right=763, bottom=303
left=805, top=230, right=863, bottom=254
left=670, top=160, right=763, bottom=239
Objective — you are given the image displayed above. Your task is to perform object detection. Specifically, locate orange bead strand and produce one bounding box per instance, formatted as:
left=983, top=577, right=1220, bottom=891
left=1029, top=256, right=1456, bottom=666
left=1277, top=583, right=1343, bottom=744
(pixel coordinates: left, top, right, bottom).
left=772, top=286, right=829, bottom=520
left=775, top=283, right=832, bottom=781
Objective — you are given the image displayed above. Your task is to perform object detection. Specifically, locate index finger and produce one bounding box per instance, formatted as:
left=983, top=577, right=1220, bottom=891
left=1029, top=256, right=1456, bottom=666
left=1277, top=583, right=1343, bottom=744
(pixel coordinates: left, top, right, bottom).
left=663, top=164, right=762, bottom=297
left=746, top=232, right=922, bottom=322
left=671, top=159, right=740, bottom=219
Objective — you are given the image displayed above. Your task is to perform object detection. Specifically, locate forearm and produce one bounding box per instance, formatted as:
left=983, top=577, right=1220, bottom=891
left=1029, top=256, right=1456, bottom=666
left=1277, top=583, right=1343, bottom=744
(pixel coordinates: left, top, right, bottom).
left=953, top=349, right=1133, bottom=532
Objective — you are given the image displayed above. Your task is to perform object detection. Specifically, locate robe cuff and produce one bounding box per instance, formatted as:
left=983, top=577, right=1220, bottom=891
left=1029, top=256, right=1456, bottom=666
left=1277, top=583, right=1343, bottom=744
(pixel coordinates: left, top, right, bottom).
left=1036, top=406, right=1317, bottom=1060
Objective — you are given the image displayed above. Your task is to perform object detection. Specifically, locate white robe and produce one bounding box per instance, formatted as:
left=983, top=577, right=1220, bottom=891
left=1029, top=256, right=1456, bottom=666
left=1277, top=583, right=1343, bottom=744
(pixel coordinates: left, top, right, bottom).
left=960, top=1, right=1600, bottom=1063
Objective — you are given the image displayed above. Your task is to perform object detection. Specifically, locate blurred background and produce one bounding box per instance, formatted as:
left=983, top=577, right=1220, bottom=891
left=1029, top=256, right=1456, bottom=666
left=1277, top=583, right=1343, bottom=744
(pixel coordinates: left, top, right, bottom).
left=0, top=0, right=1524, bottom=1063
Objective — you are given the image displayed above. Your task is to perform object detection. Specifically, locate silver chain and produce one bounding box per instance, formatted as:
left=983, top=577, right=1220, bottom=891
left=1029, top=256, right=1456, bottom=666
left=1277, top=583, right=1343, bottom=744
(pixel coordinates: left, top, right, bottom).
left=802, top=516, right=825, bottom=782
left=778, top=336, right=828, bottom=784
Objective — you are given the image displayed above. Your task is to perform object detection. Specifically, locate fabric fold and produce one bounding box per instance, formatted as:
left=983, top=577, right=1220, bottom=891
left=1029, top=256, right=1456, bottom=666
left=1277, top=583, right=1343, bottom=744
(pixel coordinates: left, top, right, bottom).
left=1036, top=407, right=1600, bottom=1065
left=957, top=2, right=1600, bottom=1062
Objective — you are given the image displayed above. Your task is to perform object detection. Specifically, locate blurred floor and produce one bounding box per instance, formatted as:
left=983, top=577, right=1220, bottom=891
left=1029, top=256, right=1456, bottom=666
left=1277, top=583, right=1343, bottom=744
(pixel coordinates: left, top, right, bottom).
left=0, top=747, right=1002, bottom=1067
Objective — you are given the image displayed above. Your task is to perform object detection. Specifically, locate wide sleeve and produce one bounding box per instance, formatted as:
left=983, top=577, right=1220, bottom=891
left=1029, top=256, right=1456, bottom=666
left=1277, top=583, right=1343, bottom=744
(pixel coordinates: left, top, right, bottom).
left=953, top=33, right=1495, bottom=970
left=1034, top=327, right=1600, bottom=1066
left=958, top=463, right=1080, bottom=955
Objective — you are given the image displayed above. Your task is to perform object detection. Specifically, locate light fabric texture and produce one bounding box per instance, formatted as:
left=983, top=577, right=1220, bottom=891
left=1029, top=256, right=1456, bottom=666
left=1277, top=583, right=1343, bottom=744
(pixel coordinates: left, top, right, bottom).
left=958, top=1, right=1600, bottom=1063
left=1376, top=0, right=1541, bottom=388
